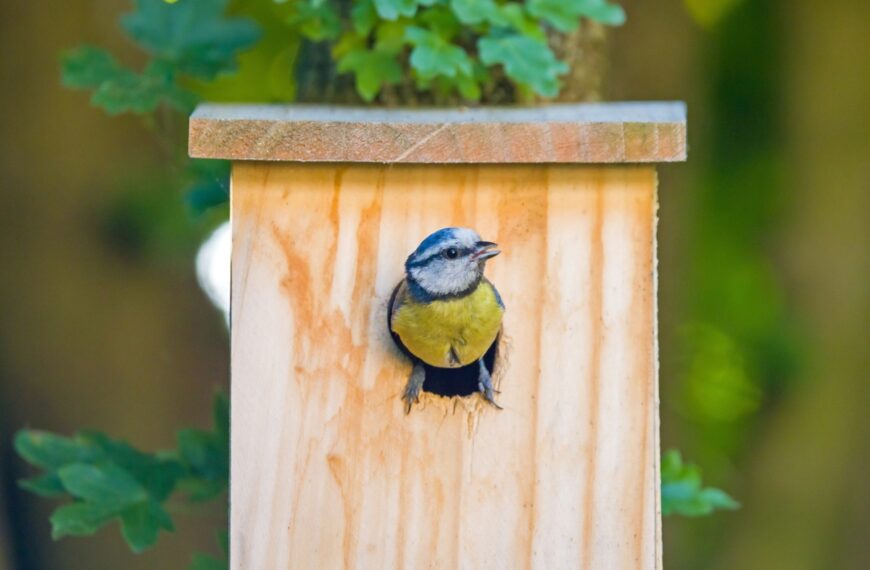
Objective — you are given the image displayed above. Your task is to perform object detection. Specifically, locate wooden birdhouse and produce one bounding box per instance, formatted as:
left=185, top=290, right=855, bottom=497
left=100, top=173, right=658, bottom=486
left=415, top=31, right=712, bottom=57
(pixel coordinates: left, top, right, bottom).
left=189, top=102, right=686, bottom=569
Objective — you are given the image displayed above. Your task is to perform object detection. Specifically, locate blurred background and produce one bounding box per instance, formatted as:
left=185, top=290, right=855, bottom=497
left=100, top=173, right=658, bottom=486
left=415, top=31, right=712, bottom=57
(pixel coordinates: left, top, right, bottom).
left=0, top=0, right=867, bottom=568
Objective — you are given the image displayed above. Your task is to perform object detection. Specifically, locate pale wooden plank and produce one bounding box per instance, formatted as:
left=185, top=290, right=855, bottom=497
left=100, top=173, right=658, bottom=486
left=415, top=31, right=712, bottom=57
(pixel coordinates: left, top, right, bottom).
left=190, top=103, right=686, bottom=163
left=230, top=163, right=660, bottom=569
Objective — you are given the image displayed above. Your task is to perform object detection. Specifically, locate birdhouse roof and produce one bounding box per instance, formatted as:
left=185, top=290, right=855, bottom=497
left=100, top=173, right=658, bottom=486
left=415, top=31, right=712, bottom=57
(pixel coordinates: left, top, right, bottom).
left=189, top=102, right=686, bottom=164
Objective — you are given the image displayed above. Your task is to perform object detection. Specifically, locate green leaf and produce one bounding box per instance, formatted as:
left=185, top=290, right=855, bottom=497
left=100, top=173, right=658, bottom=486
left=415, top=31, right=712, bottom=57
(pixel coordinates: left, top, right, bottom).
left=527, top=0, right=626, bottom=32
left=337, top=49, right=403, bottom=102
left=60, top=46, right=121, bottom=89
left=418, top=4, right=461, bottom=38
left=660, top=450, right=740, bottom=517
left=288, top=1, right=342, bottom=41
left=19, top=473, right=66, bottom=498
left=57, top=463, right=148, bottom=510
left=79, top=431, right=184, bottom=502
left=420, top=73, right=482, bottom=101
left=453, top=73, right=482, bottom=101
left=351, top=0, right=379, bottom=35
left=449, top=0, right=507, bottom=26
left=185, top=160, right=230, bottom=215
left=178, top=477, right=226, bottom=503
left=374, top=0, right=421, bottom=20
left=178, top=429, right=227, bottom=482
left=120, top=500, right=174, bottom=553
left=477, top=33, right=568, bottom=97
left=94, top=61, right=197, bottom=115
left=498, top=4, right=547, bottom=40
left=122, top=0, right=261, bottom=79
left=374, top=19, right=410, bottom=54
left=14, top=430, right=100, bottom=470
left=61, top=48, right=197, bottom=115
left=405, top=26, right=473, bottom=79
left=185, top=179, right=229, bottom=214
left=50, top=502, right=118, bottom=539
left=576, top=0, right=627, bottom=25
left=189, top=552, right=228, bottom=570
left=699, top=487, right=741, bottom=509
left=176, top=392, right=230, bottom=501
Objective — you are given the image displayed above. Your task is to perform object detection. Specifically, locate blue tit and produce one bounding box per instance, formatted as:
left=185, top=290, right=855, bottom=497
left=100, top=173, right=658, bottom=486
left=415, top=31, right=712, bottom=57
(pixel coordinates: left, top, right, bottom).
left=389, top=227, right=504, bottom=412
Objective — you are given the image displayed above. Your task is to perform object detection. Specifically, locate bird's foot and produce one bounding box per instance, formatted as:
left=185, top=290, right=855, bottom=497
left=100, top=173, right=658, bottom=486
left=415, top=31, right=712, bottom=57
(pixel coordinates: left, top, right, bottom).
left=477, top=360, right=502, bottom=410
left=403, top=363, right=426, bottom=414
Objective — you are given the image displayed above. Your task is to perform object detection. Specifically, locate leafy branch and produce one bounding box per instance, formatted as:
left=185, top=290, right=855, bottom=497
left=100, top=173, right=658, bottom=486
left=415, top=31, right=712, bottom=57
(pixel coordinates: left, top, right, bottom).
left=15, top=394, right=230, bottom=567
left=62, top=0, right=259, bottom=116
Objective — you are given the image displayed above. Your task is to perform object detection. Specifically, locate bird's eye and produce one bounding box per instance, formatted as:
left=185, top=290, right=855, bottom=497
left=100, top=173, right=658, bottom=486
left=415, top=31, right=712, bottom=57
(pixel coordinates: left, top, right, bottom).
left=444, top=247, right=459, bottom=259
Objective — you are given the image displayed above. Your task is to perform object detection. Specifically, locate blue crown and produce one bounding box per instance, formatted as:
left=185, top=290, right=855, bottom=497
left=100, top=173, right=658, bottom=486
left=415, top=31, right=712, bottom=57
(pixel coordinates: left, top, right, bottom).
left=413, top=227, right=461, bottom=256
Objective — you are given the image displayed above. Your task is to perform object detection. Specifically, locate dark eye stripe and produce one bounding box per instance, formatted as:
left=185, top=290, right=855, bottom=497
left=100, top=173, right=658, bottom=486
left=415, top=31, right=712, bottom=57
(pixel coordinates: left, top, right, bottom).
left=407, top=247, right=471, bottom=268
left=406, top=252, right=442, bottom=268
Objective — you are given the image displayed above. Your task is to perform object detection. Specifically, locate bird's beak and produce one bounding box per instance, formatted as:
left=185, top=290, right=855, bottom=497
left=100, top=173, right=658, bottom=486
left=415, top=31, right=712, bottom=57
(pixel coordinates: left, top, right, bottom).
left=472, top=241, right=500, bottom=261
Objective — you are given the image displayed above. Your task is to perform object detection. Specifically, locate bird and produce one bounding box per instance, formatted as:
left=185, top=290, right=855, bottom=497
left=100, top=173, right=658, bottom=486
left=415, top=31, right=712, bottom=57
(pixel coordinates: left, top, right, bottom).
left=389, top=227, right=504, bottom=413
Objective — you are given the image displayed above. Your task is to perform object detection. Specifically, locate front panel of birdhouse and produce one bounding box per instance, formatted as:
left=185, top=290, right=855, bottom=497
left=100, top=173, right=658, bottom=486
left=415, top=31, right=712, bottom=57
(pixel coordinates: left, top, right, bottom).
left=189, top=102, right=685, bottom=570
left=229, top=163, right=660, bottom=569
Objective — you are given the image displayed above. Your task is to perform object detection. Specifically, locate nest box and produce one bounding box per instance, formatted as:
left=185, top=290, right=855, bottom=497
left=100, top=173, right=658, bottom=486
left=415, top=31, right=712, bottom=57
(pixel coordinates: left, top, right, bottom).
left=189, top=102, right=687, bottom=569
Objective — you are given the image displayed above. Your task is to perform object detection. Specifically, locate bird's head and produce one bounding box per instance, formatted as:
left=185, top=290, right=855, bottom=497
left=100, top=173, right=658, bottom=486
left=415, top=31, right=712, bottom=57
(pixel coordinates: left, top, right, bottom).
left=405, top=227, right=500, bottom=298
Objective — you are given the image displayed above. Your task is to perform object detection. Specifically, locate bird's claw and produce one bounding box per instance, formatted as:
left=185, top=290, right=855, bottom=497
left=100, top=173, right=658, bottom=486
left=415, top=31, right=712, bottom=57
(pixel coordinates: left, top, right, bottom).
left=481, top=386, right=503, bottom=410
left=478, top=360, right=502, bottom=410
left=403, top=363, right=426, bottom=414
left=403, top=388, right=420, bottom=414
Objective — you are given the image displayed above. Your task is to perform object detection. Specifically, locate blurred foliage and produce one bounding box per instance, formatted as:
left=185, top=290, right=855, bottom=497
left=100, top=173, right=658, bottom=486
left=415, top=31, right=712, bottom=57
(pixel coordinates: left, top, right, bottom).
left=674, top=0, right=800, bottom=469
left=15, top=394, right=229, bottom=567
left=96, top=163, right=230, bottom=261
left=682, top=0, right=746, bottom=28
left=662, top=1, right=803, bottom=566
left=13, top=0, right=742, bottom=563
left=64, top=0, right=627, bottom=110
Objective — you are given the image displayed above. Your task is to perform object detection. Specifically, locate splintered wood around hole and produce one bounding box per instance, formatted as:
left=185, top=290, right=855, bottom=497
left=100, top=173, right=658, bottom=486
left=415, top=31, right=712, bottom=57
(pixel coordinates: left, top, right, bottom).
left=230, top=163, right=661, bottom=570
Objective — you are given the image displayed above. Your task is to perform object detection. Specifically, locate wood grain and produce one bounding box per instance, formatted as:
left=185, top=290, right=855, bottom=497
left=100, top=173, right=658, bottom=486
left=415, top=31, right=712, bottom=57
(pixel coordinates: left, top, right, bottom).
left=231, top=163, right=661, bottom=569
left=189, top=103, right=686, bottom=163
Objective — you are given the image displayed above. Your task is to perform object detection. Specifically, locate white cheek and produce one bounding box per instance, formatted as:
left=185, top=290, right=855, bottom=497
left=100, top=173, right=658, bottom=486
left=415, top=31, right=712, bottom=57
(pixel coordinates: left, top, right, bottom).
left=412, top=258, right=482, bottom=296
left=411, top=263, right=446, bottom=294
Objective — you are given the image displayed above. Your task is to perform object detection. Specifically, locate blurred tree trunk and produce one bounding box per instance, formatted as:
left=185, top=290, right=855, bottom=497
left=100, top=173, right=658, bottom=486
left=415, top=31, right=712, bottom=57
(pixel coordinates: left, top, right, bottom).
left=713, top=0, right=870, bottom=568
left=550, top=22, right=608, bottom=102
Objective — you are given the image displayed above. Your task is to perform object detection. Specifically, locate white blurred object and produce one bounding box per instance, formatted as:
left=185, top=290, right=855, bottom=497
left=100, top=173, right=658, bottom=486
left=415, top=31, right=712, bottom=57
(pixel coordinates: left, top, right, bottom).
left=196, top=221, right=231, bottom=325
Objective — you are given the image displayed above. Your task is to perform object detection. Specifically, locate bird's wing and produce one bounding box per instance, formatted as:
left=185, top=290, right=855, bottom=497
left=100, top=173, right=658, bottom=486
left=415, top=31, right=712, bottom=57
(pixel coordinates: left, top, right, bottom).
left=388, top=279, right=416, bottom=360
left=388, top=279, right=409, bottom=330
left=484, top=277, right=506, bottom=310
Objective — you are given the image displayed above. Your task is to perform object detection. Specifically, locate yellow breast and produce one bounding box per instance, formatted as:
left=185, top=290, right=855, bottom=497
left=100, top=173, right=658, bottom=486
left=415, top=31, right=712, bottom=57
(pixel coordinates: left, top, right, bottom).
left=391, top=281, right=504, bottom=368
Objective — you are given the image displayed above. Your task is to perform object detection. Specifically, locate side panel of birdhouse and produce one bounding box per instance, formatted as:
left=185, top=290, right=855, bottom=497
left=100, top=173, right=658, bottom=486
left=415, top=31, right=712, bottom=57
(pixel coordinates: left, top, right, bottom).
left=229, top=163, right=661, bottom=569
